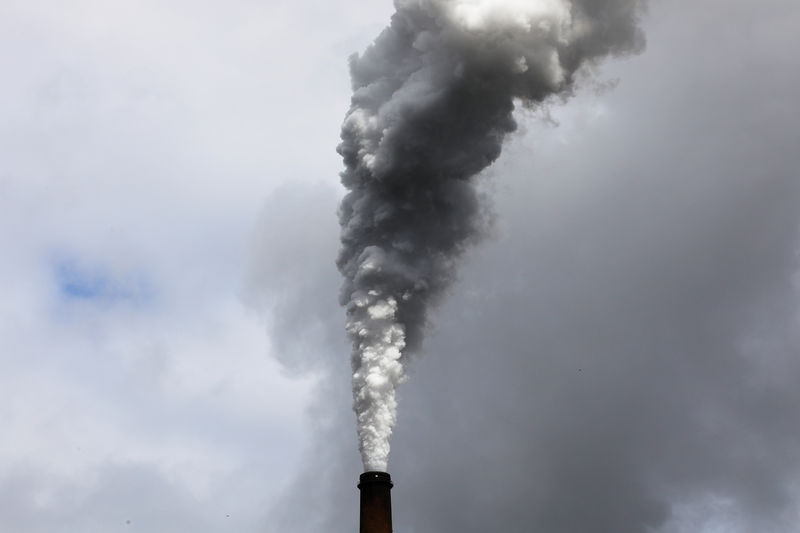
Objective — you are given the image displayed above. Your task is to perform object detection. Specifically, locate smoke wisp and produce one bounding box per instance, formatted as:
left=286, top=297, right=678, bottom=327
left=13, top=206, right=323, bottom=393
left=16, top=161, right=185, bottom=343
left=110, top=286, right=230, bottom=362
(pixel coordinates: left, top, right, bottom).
left=337, top=0, right=646, bottom=472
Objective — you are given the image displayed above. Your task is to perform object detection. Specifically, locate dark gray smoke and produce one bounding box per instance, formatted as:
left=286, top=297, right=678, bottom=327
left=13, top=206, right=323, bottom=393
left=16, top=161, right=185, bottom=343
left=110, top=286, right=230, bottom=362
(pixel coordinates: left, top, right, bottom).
left=336, top=0, right=646, bottom=471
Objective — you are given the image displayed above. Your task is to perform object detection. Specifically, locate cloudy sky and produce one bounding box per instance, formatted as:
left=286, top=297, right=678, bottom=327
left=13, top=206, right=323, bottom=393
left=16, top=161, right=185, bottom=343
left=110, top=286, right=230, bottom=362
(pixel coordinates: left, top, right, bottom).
left=1, top=0, right=799, bottom=532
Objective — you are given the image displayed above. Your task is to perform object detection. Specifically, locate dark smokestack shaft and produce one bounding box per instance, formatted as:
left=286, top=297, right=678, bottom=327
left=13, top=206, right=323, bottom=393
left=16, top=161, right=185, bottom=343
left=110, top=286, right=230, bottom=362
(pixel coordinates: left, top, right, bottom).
left=358, top=471, right=393, bottom=533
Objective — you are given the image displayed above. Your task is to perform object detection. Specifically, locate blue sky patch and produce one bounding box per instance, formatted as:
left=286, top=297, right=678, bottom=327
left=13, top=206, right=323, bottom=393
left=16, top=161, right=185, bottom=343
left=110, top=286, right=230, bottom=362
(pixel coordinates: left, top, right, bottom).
left=53, top=257, right=154, bottom=306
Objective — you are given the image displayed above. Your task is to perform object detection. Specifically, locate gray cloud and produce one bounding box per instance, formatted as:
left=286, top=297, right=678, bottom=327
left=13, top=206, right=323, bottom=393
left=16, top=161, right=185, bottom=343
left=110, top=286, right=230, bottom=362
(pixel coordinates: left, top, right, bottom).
left=0, top=463, right=239, bottom=533
left=244, top=183, right=346, bottom=374
left=255, top=0, right=800, bottom=531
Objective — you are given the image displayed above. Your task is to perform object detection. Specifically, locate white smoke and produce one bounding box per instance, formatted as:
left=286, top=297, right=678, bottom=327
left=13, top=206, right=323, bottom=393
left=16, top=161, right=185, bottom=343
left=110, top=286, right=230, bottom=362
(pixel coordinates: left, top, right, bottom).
left=337, top=0, right=646, bottom=472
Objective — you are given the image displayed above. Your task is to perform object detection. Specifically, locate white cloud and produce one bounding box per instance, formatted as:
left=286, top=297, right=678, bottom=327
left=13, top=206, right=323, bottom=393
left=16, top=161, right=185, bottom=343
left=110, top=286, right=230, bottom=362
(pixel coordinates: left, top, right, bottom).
left=0, top=0, right=381, bottom=530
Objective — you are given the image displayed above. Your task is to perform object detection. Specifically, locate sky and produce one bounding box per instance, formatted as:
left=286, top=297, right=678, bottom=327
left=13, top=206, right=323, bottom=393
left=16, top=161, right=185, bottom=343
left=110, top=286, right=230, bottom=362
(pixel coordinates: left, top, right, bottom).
left=1, top=1, right=799, bottom=532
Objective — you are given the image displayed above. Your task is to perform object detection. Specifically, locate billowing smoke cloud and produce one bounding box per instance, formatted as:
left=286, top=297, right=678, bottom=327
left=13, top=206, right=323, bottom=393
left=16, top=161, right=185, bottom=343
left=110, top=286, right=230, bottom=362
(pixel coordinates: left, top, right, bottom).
left=337, top=0, right=646, bottom=472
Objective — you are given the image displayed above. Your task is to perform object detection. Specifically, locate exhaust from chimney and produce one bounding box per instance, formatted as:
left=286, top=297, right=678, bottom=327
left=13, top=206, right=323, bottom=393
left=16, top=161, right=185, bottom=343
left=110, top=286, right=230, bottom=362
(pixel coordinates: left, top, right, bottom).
left=358, top=471, right=393, bottom=533
left=337, top=0, right=648, bottom=475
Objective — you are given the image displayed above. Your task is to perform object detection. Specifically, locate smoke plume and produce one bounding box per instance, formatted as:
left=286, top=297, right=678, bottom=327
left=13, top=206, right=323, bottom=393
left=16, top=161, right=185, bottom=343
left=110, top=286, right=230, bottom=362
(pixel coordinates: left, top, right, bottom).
left=337, top=0, right=646, bottom=472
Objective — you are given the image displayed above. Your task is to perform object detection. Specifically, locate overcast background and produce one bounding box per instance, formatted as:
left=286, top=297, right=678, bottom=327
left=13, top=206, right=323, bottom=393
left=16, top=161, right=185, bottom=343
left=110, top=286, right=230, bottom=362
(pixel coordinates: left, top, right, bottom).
left=1, top=0, right=799, bottom=532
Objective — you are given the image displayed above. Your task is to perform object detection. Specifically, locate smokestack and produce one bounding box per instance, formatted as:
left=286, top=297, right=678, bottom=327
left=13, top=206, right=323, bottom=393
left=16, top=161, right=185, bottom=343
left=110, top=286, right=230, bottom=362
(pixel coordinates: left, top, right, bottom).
left=358, top=471, right=393, bottom=533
